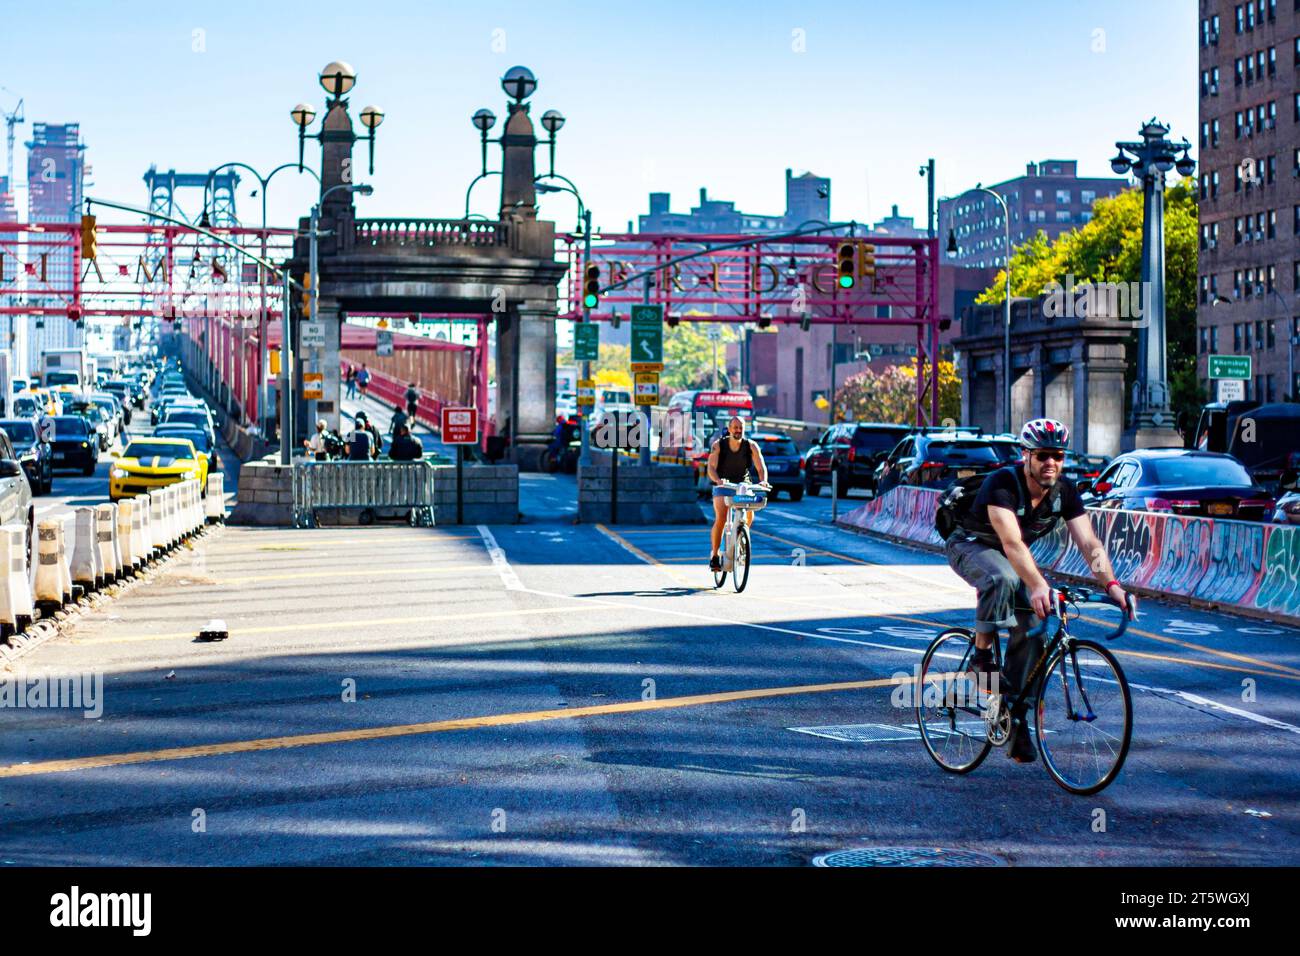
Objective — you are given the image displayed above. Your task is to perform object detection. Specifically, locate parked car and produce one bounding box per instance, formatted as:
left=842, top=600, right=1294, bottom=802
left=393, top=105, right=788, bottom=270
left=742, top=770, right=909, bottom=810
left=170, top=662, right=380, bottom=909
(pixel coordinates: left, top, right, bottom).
left=0, top=418, right=53, bottom=494
left=49, top=415, right=99, bottom=475
left=747, top=430, right=803, bottom=500
left=100, top=382, right=135, bottom=424
left=874, top=432, right=1004, bottom=496
left=1272, top=492, right=1300, bottom=525
left=0, top=427, right=35, bottom=558
left=1080, top=449, right=1275, bottom=520
left=63, top=399, right=113, bottom=451
left=1193, top=401, right=1300, bottom=494
left=802, top=423, right=911, bottom=497
left=109, top=437, right=207, bottom=501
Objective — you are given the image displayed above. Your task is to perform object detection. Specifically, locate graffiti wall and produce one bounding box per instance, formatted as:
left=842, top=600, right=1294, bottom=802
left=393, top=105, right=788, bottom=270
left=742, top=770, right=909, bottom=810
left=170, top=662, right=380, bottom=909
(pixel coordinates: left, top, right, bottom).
left=838, top=488, right=1300, bottom=624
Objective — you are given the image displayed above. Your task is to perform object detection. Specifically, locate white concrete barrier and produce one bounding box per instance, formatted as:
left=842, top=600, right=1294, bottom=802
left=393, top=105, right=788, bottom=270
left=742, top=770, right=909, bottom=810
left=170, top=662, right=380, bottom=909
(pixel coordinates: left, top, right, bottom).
left=149, top=490, right=168, bottom=553
left=33, top=520, right=66, bottom=615
left=136, top=493, right=154, bottom=563
left=206, top=472, right=225, bottom=522
left=72, top=507, right=103, bottom=591
left=55, top=513, right=77, bottom=601
left=184, top=480, right=200, bottom=535
left=116, top=499, right=137, bottom=570
left=0, top=525, right=34, bottom=634
left=95, top=503, right=122, bottom=582
left=165, top=485, right=179, bottom=546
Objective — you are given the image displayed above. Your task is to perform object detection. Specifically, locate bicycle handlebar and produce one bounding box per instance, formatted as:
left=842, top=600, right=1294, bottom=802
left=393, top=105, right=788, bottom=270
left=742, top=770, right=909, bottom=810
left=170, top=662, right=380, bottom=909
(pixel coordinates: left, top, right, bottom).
left=1024, top=587, right=1134, bottom=642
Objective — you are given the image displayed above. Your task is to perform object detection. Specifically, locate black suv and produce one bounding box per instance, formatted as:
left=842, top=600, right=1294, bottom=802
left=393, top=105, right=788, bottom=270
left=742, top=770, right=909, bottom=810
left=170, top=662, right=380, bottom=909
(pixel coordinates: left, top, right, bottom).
left=0, top=418, right=53, bottom=493
left=874, top=432, right=1004, bottom=495
left=803, top=423, right=911, bottom=498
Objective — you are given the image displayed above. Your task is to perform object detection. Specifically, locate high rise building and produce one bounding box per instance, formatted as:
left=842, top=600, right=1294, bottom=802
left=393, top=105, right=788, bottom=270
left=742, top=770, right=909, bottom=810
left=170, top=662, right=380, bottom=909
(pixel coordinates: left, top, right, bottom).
left=938, top=160, right=1128, bottom=268
left=0, top=175, right=17, bottom=223
left=26, top=122, right=86, bottom=369
left=1196, top=0, right=1300, bottom=402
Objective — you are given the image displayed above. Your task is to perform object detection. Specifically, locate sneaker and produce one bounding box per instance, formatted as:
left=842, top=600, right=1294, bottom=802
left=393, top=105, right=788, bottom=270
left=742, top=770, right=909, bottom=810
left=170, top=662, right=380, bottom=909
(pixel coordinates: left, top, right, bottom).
left=1007, top=719, right=1037, bottom=763
left=968, top=647, right=998, bottom=676
left=709, top=554, right=722, bottom=572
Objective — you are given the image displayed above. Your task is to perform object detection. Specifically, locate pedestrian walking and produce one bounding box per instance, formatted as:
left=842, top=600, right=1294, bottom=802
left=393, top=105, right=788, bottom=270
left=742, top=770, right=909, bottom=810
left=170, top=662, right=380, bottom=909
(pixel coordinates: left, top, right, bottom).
left=404, top=382, right=419, bottom=422
left=357, top=364, right=371, bottom=399
left=303, top=419, right=331, bottom=460
left=347, top=412, right=375, bottom=461
left=387, top=424, right=423, bottom=461
left=345, top=365, right=357, bottom=400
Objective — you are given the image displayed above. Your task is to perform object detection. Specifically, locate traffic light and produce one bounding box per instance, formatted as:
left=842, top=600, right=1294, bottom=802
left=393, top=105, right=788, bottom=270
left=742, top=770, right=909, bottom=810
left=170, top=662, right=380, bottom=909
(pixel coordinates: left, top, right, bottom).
left=666, top=314, right=680, bottom=328
left=610, top=310, right=621, bottom=329
left=582, top=262, right=600, bottom=309
left=859, top=243, right=876, bottom=284
left=799, top=315, right=812, bottom=332
left=300, top=273, right=313, bottom=319
left=836, top=242, right=856, bottom=289
left=757, top=316, right=772, bottom=329
left=80, top=214, right=97, bottom=260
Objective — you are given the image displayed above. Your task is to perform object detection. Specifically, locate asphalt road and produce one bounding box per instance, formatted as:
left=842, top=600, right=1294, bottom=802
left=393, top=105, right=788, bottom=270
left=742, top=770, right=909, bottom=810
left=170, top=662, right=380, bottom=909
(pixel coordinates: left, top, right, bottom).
left=1, top=459, right=1296, bottom=866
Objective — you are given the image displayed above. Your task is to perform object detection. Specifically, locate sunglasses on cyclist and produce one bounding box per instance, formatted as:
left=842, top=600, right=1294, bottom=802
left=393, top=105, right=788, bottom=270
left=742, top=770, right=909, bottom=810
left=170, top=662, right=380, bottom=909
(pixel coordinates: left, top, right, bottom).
left=1032, top=450, right=1066, bottom=463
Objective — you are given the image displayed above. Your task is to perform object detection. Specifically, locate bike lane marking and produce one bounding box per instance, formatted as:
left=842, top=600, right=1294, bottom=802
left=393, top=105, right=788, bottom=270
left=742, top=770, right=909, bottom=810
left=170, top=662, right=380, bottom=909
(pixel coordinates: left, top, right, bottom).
left=475, top=525, right=524, bottom=591
left=0, top=674, right=911, bottom=780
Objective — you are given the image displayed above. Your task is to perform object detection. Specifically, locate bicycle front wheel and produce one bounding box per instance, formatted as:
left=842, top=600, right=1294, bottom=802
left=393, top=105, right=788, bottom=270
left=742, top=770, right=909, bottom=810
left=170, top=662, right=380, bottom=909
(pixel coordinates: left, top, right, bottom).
left=1036, top=639, right=1132, bottom=795
left=732, top=523, right=751, bottom=593
left=712, top=526, right=729, bottom=589
left=916, top=628, right=993, bottom=774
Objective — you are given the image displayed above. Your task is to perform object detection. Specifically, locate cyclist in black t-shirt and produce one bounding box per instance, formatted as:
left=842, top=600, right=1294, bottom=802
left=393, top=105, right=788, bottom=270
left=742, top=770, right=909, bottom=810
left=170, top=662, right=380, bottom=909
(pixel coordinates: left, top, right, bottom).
left=706, top=415, right=768, bottom=572
left=945, top=418, right=1136, bottom=763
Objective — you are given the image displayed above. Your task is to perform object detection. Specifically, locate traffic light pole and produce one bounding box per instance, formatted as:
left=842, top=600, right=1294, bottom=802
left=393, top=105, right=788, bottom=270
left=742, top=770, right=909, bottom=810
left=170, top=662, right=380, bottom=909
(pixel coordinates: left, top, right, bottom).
left=279, top=268, right=294, bottom=465
left=641, top=275, right=652, bottom=468
left=579, top=208, right=593, bottom=468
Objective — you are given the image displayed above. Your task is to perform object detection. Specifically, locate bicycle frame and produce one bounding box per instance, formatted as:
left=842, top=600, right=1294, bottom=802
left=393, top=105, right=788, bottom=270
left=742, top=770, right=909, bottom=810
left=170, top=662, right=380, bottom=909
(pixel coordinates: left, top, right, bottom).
left=715, top=480, right=767, bottom=572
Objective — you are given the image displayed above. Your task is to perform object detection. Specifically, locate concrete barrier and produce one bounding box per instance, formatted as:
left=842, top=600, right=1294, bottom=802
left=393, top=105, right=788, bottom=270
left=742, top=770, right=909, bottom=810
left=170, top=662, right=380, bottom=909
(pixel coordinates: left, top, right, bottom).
left=0, top=525, right=33, bottom=636
left=576, top=460, right=702, bottom=524
left=95, top=503, right=122, bottom=582
left=116, top=499, right=138, bottom=570
left=55, top=513, right=78, bottom=603
left=838, top=486, right=1300, bottom=626
left=33, top=520, right=66, bottom=616
left=149, top=490, right=169, bottom=553
left=206, top=472, right=226, bottom=522
left=72, top=507, right=104, bottom=591
left=130, top=495, right=150, bottom=567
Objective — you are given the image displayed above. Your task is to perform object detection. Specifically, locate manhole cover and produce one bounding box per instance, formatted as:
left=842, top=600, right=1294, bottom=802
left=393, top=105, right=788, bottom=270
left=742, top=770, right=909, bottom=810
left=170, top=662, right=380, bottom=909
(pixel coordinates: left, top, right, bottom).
left=813, top=847, right=1005, bottom=867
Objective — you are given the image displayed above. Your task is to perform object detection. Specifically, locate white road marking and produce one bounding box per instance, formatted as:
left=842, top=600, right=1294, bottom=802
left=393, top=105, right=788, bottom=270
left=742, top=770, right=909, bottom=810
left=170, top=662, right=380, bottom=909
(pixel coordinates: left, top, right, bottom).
left=477, top=525, right=524, bottom=592
left=1126, top=679, right=1300, bottom=736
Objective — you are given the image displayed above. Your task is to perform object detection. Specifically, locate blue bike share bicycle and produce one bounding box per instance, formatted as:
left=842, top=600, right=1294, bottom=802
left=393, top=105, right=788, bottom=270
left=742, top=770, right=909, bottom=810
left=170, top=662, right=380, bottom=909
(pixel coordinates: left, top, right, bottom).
left=712, top=480, right=770, bottom=593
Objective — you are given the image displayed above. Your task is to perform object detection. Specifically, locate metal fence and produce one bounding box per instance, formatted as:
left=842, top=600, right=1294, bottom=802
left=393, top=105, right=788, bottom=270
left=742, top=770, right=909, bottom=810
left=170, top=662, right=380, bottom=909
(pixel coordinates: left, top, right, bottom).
left=292, top=460, right=437, bottom=528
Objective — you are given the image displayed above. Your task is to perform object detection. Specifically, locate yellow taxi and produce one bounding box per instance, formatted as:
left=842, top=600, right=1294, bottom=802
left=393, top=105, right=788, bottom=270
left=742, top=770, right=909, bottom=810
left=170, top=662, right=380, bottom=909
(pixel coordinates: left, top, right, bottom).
left=26, top=388, right=64, bottom=416
left=109, top=437, right=209, bottom=501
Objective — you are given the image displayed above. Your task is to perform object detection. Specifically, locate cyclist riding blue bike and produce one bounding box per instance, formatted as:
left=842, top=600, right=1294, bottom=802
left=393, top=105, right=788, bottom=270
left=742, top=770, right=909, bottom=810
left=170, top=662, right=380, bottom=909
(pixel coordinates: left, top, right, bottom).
left=943, top=417, right=1137, bottom=763
left=707, top=415, right=768, bottom=573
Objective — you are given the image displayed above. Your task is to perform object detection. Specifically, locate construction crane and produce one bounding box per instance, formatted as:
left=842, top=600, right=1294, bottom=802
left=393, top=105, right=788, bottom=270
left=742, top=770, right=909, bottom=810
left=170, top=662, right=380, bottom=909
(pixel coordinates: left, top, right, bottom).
left=0, top=88, right=24, bottom=190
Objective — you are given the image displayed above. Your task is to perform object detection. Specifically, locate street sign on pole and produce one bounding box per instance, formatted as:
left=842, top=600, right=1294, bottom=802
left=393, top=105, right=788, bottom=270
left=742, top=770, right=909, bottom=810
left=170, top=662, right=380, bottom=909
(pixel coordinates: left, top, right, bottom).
left=630, top=304, right=664, bottom=372
left=441, top=406, right=479, bottom=444
left=302, top=371, right=323, bottom=400
left=576, top=378, right=595, bottom=407
left=634, top=371, right=659, bottom=406
left=1217, top=379, right=1245, bottom=401
left=300, top=320, right=326, bottom=350
left=574, top=322, right=599, bottom=361
left=376, top=330, right=394, bottom=357
left=1208, top=354, right=1251, bottom=379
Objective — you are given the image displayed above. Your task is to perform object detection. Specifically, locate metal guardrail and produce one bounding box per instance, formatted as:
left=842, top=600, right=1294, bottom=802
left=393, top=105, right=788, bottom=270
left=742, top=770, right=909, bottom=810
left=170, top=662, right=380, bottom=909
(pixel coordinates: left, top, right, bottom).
left=292, top=460, right=437, bottom=528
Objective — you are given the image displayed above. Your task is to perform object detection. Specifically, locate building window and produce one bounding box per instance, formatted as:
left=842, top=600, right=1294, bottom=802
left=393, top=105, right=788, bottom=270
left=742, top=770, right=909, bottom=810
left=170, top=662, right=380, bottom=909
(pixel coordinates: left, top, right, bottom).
left=1236, top=4, right=1243, bottom=32
left=1267, top=155, right=1276, bottom=183
left=1201, top=275, right=1210, bottom=303
left=1269, top=47, right=1277, bottom=76
left=1213, top=119, right=1220, bottom=146
left=1055, top=210, right=1071, bottom=222
left=1200, top=327, right=1209, bottom=353
left=1267, top=375, right=1276, bottom=402
left=1269, top=210, right=1277, bottom=238
left=1211, top=326, right=1219, bottom=352
left=1294, top=204, right=1300, bottom=235
left=1055, top=189, right=1070, bottom=204
left=1212, top=171, right=1220, bottom=198
left=1269, top=263, right=1277, bottom=291
left=1235, top=323, right=1243, bottom=350
left=1246, top=323, right=1254, bottom=349
left=1268, top=320, right=1277, bottom=349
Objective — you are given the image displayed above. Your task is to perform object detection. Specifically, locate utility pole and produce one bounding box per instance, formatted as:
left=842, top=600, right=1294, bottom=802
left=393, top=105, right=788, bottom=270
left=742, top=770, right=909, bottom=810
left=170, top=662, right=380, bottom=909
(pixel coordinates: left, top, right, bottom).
left=578, top=208, right=592, bottom=467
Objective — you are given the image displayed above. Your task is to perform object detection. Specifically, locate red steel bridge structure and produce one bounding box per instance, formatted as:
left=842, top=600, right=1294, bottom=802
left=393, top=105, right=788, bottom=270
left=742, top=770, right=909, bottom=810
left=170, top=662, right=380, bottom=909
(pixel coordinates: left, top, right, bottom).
left=1, top=220, right=943, bottom=429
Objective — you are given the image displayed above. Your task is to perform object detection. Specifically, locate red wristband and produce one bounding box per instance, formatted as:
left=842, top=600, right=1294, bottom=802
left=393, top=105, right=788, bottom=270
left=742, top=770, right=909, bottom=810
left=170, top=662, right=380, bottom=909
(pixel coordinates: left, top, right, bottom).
left=1105, top=580, right=1121, bottom=591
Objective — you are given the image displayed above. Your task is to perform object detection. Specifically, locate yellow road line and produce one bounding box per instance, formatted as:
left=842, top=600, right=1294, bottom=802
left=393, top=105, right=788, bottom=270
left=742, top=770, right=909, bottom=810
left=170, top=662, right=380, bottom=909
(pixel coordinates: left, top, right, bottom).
left=0, top=675, right=908, bottom=779
left=217, top=565, right=495, bottom=585
left=69, top=604, right=603, bottom=646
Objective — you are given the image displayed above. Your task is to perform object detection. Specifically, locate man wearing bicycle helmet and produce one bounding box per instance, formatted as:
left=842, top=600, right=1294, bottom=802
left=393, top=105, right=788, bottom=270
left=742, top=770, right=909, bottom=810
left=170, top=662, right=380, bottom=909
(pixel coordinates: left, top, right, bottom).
left=945, top=418, right=1136, bottom=763
left=706, top=415, right=768, bottom=573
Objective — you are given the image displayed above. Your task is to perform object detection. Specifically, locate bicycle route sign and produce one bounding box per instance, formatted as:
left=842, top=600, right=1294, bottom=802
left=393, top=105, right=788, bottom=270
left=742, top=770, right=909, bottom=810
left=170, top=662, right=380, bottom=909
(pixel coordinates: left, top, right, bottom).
left=630, top=304, right=664, bottom=372
left=574, top=322, right=599, bottom=362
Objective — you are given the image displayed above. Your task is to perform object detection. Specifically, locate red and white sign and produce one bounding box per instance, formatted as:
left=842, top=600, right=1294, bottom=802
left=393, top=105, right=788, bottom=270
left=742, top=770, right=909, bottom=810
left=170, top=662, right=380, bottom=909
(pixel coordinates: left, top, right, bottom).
left=441, top=406, right=479, bottom=444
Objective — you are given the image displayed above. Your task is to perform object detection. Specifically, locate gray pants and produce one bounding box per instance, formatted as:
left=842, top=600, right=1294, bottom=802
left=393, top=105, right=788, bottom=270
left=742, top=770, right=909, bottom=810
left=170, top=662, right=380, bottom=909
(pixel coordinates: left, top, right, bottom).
left=946, top=535, right=1042, bottom=697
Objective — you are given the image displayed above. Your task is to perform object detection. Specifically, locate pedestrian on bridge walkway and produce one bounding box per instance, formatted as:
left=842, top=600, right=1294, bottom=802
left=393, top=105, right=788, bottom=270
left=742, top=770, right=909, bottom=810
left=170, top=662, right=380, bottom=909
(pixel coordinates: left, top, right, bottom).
left=357, top=365, right=371, bottom=399
left=345, top=365, right=357, bottom=400
left=387, top=424, right=423, bottom=461
left=404, top=382, right=419, bottom=422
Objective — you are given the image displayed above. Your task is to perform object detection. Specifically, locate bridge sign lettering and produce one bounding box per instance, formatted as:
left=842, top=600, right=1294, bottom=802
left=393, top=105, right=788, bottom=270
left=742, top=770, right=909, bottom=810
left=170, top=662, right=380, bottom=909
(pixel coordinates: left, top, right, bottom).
left=1208, top=354, right=1251, bottom=380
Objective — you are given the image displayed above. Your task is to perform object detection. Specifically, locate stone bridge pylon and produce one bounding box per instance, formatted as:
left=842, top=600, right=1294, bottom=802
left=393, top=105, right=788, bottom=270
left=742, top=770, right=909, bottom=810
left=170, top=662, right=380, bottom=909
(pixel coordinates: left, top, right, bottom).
left=285, top=63, right=567, bottom=468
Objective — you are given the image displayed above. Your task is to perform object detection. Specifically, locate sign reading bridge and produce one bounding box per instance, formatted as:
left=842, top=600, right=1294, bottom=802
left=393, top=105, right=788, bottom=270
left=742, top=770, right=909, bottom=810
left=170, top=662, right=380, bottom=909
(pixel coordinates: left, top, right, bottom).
left=1208, top=354, right=1251, bottom=380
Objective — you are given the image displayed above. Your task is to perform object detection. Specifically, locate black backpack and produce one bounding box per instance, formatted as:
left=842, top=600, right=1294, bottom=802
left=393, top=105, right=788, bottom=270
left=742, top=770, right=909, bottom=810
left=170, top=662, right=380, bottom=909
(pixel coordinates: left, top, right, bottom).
left=935, top=472, right=996, bottom=540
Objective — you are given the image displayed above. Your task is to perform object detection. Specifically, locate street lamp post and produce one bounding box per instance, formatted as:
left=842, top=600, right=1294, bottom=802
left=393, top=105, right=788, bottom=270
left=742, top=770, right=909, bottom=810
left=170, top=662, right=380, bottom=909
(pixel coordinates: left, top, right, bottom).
left=947, top=186, right=1012, bottom=432
left=1110, top=120, right=1195, bottom=446
left=202, top=161, right=320, bottom=437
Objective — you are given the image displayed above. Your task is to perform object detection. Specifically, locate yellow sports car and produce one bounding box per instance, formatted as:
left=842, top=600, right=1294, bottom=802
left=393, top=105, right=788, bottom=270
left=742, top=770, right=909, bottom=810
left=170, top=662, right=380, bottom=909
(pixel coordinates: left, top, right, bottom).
left=109, top=437, right=208, bottom=501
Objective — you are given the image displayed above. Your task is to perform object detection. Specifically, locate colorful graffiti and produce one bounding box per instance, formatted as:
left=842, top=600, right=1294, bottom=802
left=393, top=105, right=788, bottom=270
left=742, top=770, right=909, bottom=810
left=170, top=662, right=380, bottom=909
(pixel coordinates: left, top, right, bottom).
left=838, top=488, right=1300, bottom=624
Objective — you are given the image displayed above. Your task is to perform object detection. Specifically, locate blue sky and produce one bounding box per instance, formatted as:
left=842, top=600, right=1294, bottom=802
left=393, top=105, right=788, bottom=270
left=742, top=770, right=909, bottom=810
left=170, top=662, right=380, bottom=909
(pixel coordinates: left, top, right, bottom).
left=1, top=0, right=1197, bottom=232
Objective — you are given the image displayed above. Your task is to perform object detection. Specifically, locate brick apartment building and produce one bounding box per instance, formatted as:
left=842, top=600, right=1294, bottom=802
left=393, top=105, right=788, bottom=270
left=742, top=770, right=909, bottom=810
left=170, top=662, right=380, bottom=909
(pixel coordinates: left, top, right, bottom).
left=1197, top=0, right=1300, bottom=402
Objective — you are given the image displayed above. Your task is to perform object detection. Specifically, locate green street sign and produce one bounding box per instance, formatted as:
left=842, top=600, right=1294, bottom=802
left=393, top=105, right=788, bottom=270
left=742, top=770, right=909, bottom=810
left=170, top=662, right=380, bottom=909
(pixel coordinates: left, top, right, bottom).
left=1208, top=354, right=1252, bottom=379
left=574, top=322, right=599, bottom=361
left=630, top=304, right=664, bottom=368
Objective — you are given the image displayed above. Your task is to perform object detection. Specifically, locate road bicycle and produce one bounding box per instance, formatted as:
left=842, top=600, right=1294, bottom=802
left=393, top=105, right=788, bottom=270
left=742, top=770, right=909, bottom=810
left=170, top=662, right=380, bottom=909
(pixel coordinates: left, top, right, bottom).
left=915, top=584, right=1135, bottom=795
left=711, top=480, right=770, bottom=593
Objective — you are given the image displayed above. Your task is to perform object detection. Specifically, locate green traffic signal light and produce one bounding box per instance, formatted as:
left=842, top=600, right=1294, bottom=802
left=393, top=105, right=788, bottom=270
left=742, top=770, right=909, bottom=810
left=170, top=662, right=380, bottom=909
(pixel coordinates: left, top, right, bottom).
left=583, top=292, right=598, bottom=308
left=838, top=274, right=854, bottom=289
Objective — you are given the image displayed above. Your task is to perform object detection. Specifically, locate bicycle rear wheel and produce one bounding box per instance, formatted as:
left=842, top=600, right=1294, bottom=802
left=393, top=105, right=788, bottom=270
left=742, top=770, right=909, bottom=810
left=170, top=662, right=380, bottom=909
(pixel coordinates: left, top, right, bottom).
left=1036, top=639, right=1132, bottom=795
left=916, top=628, right=993, bottom=774
left=712, top=526, right=729, bottom=589
left=732, top=523, right=751, bottom=593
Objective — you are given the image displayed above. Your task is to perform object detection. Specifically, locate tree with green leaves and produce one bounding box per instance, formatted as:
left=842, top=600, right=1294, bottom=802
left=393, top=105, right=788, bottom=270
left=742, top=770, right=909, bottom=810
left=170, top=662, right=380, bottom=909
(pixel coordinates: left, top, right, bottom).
left=975, top=181, right=1202, bottom=425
